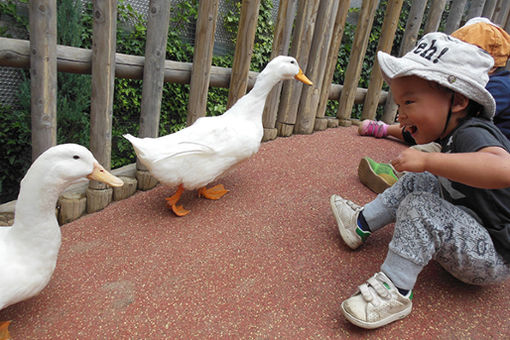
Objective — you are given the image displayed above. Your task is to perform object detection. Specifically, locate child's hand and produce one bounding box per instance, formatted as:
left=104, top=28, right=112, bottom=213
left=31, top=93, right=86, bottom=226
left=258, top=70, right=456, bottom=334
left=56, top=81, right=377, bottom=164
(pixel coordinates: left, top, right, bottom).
left=391, top=148, right=428, bottom=173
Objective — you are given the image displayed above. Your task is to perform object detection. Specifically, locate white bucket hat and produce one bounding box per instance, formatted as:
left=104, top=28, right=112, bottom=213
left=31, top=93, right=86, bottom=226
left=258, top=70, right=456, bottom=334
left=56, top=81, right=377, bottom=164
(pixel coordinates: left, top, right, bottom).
left=377, top=32, right=496, bottom=119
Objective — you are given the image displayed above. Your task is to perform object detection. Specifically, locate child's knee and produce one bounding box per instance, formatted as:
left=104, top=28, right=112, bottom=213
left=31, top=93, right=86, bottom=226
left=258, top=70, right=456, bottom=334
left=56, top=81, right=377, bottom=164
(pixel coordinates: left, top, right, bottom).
left=398, top=191, right=440, bottom=216
left=397, top=172, right=440, bottom=194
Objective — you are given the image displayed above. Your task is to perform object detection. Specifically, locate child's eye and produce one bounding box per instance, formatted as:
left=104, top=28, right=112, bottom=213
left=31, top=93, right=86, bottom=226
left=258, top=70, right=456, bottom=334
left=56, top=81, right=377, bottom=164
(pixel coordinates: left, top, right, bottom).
left=404, top=100, right=413, bottom=105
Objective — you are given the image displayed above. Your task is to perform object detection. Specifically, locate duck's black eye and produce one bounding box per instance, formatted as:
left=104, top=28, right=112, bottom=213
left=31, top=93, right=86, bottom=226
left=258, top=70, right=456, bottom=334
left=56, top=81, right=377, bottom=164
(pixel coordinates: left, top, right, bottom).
left=290, top=60, right=295, bottom=64
left=73, top=155, right=80, bottom=160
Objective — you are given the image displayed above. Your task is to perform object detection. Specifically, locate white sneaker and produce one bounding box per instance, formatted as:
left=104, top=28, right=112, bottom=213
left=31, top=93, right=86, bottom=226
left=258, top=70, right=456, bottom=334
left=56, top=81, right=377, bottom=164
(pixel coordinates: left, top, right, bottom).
left=329, top=194, right=370, bottom=249
left=341, top=272, right=413, bottom=329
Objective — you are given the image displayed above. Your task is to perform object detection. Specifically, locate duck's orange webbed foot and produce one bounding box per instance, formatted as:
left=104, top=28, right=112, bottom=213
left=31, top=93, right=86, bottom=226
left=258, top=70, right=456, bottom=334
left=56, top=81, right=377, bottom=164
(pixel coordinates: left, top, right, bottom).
left=0, top=321, right=11, bottom=340
left=198, top=184, right=229, bottom=200
left=169, top=204, right=190, bottom=217
left=165, top=184, right=190, bottom=217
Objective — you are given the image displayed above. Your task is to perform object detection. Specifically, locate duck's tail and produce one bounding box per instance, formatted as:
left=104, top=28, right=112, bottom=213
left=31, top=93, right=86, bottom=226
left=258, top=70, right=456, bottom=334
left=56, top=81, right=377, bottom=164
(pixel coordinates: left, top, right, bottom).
left=123, top=133, right=137, bottom=144
left=123, top=134, right=148, bottom=160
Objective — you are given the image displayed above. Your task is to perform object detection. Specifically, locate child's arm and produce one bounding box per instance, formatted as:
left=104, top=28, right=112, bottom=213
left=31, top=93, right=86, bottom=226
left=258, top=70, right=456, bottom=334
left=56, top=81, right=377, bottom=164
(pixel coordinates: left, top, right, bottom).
left=391, top=147, right=510, bottom=189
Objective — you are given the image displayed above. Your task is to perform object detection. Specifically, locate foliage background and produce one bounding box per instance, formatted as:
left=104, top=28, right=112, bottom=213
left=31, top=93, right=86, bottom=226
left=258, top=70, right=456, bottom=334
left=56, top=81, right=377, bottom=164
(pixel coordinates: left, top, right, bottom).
left=0, top=0, right=446, bottom=203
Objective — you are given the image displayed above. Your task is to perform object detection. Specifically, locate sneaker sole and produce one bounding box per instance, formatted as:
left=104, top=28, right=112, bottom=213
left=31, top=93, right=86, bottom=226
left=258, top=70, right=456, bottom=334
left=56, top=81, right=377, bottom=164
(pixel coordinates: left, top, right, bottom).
left=358, top=158, right=392, bottom=194
left=341, top=300, right=412, bottom=329
left=329, top=195, right=361, bottom=250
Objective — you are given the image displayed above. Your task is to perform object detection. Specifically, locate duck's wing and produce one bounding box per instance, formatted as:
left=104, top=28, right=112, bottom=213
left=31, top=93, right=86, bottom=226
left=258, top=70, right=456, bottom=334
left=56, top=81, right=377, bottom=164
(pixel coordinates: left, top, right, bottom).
left=152, top=115, right=238, bottom=162
left=126, top=114, right=243, bottom=168
left=152, top=140, right=217, bottom=164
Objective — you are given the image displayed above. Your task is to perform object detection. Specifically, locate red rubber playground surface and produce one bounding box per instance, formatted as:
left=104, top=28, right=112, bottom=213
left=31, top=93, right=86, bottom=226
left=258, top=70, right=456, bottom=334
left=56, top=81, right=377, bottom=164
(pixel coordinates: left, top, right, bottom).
left=2, top=126, right=509, bottom=338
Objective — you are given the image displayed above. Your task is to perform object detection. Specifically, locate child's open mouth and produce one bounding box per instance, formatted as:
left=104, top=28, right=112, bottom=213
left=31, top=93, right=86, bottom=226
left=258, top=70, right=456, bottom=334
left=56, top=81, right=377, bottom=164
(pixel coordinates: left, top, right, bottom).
left=401, top=122, right=418, bottom=136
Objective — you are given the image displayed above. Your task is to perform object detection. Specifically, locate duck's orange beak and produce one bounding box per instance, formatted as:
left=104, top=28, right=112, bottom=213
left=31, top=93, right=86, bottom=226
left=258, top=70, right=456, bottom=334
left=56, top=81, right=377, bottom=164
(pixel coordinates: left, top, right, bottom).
left=87, top=163, right=124, bottom=187
left=294, top=68, right=313, bottom=85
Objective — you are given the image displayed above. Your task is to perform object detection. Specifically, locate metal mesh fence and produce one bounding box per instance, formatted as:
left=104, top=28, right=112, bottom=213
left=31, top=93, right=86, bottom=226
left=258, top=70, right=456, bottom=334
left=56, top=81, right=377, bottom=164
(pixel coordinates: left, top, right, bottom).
left=0, top=0, right=28, bottom=107
left=0, top=67, right=24, bottom=107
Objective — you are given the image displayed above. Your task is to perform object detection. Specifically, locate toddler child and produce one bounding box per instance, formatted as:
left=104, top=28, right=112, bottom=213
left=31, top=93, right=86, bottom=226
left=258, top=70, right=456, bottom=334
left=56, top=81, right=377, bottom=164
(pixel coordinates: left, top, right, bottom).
left=331, top=32, right=510, bottom=329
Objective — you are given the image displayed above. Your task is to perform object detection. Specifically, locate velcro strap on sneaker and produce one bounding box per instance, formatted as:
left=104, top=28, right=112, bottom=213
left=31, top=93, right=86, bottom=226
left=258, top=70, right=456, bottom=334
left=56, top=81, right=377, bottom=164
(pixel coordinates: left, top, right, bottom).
left=359, top=283, right=373, bottom=302
left=368, top=276, right=390, bottom=298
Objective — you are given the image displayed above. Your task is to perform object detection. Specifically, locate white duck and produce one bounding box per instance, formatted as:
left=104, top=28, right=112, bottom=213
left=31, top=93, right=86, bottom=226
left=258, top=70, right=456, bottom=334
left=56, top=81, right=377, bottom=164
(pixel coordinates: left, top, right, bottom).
left=124, top=55, right=312, bottom=216
left=0, top=144, right=123, bottom=328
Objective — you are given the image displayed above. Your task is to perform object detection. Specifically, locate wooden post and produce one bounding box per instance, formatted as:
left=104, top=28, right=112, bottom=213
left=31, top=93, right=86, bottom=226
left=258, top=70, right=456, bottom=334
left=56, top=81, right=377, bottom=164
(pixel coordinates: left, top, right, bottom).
left=293, top=1, right=339, bottom=134
left=58, top=193, right=86, bottom=225
left=399, top=0, right=428, bottom=54
left=445, top=0, right=468, bottom=34
left=493, top=1, right=510, bottom=26
left=187, top=0, right=220, bottom=125
left=112, top=176, right=137, bottom=201
left=361, top=0, right=404, bottom=122
left=136, top=0, right=171, bottom=190
left=315, top=1, right=350, bottom=127
left=226, top=0, right=261, bottom=109
left=506, top=13, right=510, bottom=37
left=381, top=0, right=427, bottom=124
left=276, top=0, right=320, bottom=136
left=29, top=0, right=57, bottom=161
left=87, top=0, right=117, bottom=213
left=504, top=5, right=510, bottom=33
left=261, top=0, right=296, bottom=141
left=483, top=0, right=498, bottom=18
left=139, top=0, right=171, bottom=138
left=336, top=0, right=378, bottom=125
left=423, top=0, right=447, bottom=34
left=466, top=0, right=487, bottom=20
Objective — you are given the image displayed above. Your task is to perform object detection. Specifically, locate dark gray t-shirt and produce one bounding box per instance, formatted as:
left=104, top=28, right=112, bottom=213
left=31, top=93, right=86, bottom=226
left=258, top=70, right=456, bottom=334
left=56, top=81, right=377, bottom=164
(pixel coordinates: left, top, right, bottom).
left=439, top=117, right=510, bottom=261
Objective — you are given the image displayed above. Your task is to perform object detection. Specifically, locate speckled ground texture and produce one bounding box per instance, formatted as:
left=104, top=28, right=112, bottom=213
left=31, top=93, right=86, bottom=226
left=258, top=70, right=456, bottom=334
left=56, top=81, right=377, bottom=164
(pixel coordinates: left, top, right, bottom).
left=2, top=126, right=510, bottom=339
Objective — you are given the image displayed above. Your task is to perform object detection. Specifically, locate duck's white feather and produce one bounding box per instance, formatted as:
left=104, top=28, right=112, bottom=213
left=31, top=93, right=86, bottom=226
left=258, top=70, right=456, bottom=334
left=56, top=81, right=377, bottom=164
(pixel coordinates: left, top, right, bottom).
left=124, top=55, right=309, bottom=190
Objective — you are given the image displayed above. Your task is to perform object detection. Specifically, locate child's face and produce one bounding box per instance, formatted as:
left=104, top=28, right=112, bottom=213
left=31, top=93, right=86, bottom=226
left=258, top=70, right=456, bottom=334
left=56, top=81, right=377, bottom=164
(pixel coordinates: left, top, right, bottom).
left=391, top=76, right=458, bottom=144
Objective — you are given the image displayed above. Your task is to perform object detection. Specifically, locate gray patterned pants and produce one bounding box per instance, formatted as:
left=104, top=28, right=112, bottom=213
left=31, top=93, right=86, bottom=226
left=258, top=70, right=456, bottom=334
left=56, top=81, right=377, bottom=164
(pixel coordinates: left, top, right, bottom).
left=362, top=172, right=510, bottom=290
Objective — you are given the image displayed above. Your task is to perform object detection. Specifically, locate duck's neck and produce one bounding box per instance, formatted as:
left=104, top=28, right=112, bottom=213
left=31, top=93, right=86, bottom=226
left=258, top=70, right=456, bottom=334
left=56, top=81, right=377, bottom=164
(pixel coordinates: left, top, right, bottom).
left=227, top=71, right=282, bottom=121
left=10, top=169, right=63, bottom=247
left=249, top=71, right=282, bottom=98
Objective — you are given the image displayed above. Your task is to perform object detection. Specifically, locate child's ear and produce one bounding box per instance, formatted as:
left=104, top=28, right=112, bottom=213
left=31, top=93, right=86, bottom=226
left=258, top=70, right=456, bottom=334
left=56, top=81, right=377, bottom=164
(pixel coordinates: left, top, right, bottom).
left=452, top=93, right=469, bottom=112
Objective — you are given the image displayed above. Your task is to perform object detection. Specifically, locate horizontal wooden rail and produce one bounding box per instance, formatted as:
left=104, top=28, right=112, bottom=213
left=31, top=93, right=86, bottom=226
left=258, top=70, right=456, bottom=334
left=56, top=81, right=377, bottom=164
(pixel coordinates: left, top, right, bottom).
left=0, top=37, right=387, bottom=104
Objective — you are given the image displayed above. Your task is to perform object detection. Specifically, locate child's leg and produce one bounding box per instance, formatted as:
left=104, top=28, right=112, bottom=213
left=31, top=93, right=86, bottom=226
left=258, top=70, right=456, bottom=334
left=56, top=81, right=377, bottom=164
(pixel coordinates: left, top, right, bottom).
left=383, top=191, right=510, bottom=290
left=362, top=171, right=441, bottom=232
left=342, top=190, right=510, bottom=329
left=387, top=124, right=405, bottom=141
left=330, top=172, right=440, bottom=250
left=358, top=120, right=411, bottom=143
left=358, top=120, right=389, bottom=138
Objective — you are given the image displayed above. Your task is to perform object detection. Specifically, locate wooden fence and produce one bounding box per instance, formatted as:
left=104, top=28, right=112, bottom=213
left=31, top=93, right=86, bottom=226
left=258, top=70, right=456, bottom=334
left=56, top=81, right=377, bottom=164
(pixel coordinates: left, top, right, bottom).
left=1, top=0, right=510, bottom=224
